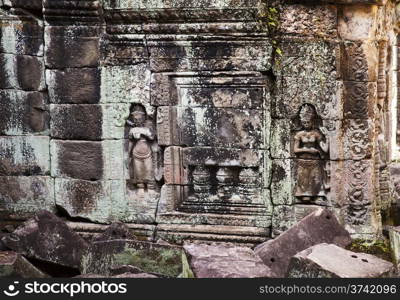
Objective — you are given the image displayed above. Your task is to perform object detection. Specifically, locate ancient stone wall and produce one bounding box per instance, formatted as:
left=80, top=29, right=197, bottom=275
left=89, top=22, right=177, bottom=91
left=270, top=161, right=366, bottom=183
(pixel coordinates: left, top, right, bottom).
left=0, top=0, right=398, bottom=244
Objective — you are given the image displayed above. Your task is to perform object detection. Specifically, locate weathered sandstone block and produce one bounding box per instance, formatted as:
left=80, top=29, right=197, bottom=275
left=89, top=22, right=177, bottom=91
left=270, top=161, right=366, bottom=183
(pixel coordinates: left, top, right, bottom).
left=45, top=26, right=100, bottom=68
left=2, top=211, right=89, bottom=269
left=182, top=243, right=275, bottom=278
left=0, top=176, right=55, bottom=217
left=100, top=64, right=150, bottom=107
left=0, top=136, right=50, bottom=175
left=50, top=139, right=126, bottom=181
left=279, top=4, right=337, bottom=38
left=0, top=19, right=43, bottom=56
left=54, top=178, right=125, bottom=224
left=287, top=243, right=395, bottom=278
left=340, top=41, right=378, bottom=82
left=338, top=4, right=379, bottom=41
left=273, top=39, right=339, bottom=119
left=47, top=68, right=100, bottom=104
left=50, top=104, right=102, bottom=140
left=0, top=251, right=48, bottom=278
left=254, top=208, right=351, bottom=277
left=80, top=240, right=182, bottom=277
left=0, top=90, right=49, bottom=135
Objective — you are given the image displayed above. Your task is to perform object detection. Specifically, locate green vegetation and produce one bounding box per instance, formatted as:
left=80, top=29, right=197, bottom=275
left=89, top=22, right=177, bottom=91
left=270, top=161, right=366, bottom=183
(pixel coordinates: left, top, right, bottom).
left=258, top=1, right=282, bottom=63
left=346, top=239, right=393, bottom=262
left=114, top=248, right=182, bottom=277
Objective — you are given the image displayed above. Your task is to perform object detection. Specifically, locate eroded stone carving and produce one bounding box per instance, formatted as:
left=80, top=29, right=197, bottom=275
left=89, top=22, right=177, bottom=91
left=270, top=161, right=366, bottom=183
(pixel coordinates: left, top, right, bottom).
left=216, top=167, right=236, bottom=200
left=293, top=104, right=329, bottom=203
left=345, top=161, right=370, bottom=225
left=126, top=104, right=163, bottom=191
left=239, top=168, right=260, bottom=201
left=192, top=166, right=211, bottom=198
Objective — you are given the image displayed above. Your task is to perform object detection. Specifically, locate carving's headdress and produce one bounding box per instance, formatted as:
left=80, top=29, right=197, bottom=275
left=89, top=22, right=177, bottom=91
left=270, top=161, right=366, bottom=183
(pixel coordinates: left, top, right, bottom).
left=131, top=105, right=146, bottom=117
left=299, top=104, right=316, bottom=122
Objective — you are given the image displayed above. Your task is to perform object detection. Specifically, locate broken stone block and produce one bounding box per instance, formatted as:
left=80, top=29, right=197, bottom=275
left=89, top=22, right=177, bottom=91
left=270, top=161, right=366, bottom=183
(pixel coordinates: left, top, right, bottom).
left=2, top=210, right=89, bottom=269
left=0, top=251, right=48, bottom=278
left=389, top=226, right=400, bottom=269
left=287, top=243, right=395, bottom=278
left=0, top=176, right=55, bottom=218
left=95, top=223, right=137, bottom=242
left=254, top=208, right=351, bottom=277
left=182, top=243, right=274, bottom=278
left=0, top=90, right=49, bottom=135
left=47, top=68, right=100, bottom=104
left=0, top=136, right=50, bottom=176
left=271, top=205, right=322, bottom=237
left=80, top=240, right=182, bottom=277
left=45, top=26, right=100, bottom=68
left=54, top=178, right=125, bottom=224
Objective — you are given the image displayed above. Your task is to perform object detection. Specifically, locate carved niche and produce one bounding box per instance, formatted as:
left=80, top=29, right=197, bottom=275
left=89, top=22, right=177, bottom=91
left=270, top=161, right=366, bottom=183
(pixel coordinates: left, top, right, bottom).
left=292, top=104, right=330, bottom=203
left=153, top=72, right=272, bottom=236
left=125, top=104, right=163, bottom=193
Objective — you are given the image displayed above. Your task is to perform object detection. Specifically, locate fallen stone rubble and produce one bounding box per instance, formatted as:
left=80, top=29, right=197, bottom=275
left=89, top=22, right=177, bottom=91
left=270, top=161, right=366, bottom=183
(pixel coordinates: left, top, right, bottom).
left=255, top=208, right=352, bottom=277
left=182, top=243, right=275, bottom=278
left=0, top=210, right=398, bottom=278
left=287, top=243, right=395, bottom=278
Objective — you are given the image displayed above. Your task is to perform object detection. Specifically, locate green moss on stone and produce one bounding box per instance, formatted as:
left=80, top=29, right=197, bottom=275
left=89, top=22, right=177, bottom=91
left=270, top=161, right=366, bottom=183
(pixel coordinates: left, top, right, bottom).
left=180, top=252, right=195, bottom=278
left=346, top=239, right=393, bottom=263
left=114, top=247, right=182, bottom=277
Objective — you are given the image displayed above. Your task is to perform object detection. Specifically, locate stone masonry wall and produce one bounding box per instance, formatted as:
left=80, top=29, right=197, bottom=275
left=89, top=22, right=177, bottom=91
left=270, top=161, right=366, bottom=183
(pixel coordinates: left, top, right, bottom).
left=0, top=0, right=397, bottom=244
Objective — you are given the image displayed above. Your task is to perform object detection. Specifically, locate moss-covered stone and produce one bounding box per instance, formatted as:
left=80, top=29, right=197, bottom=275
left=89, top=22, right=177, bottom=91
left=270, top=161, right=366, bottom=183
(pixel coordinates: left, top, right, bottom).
left=80, top=240, right=183, bottom=277
left=346, top=238, right=393, bottom=263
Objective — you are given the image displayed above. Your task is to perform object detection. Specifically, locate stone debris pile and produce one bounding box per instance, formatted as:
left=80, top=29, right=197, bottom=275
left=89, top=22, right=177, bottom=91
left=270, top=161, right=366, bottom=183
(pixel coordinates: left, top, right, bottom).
left=0, top=210, right=398, bottom=278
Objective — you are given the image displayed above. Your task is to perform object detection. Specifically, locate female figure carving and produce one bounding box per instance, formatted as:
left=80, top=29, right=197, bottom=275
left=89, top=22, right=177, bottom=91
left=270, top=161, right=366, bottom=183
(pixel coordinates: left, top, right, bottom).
left=293, top=104, right=329, bottom=202
left=127, top=105, right=162, bottom=191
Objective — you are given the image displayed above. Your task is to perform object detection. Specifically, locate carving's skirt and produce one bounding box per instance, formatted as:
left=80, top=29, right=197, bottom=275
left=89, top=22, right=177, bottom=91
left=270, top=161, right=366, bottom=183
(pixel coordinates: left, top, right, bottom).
left=295, top=159, right=325, bottom=197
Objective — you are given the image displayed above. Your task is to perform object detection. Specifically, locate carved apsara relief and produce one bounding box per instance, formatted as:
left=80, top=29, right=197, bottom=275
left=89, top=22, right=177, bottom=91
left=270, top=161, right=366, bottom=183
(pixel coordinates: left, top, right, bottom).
left=293, top=104, right=330, bottom=203
left=126, top=104, right=163, bottom=192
